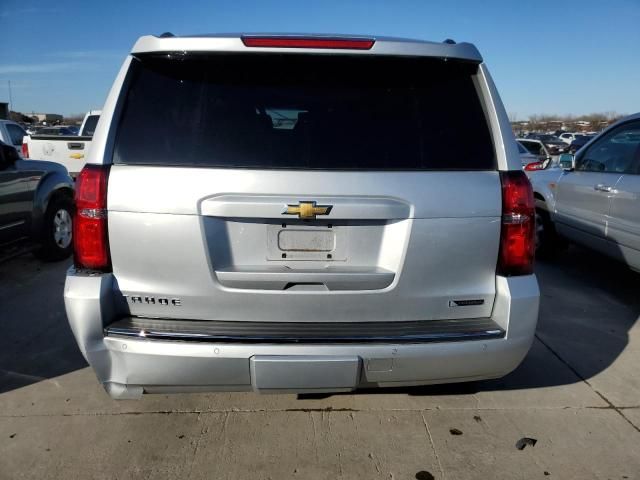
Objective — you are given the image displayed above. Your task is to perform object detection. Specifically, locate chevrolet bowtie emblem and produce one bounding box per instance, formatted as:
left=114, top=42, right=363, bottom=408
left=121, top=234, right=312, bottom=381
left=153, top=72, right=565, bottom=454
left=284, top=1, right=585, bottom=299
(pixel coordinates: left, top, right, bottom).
left=283, top=201, right=333, bottom=220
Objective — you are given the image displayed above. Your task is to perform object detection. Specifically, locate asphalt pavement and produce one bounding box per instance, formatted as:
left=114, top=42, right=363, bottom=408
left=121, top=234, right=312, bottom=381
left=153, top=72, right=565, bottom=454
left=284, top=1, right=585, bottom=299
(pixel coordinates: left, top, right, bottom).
left=0, top=246, right=639, bottom=479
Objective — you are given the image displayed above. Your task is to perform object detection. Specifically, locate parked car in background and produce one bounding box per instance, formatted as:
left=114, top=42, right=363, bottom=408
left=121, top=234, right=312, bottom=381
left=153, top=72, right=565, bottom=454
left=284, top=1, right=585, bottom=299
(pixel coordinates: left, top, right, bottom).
left=79, top=110, right=101, bottom=137
left=518, top=139, right=552, bottom=161
left=568, top=134, right=595, bottom=154
left=527, top=134, right=568, bottom=154
left=530, top=113, right=640, bottom=270
left=517, top=141, right=539, bottom=167
left=0, top=120, right=28, bottom=156
left=558, top=132, right=581, bottom=144
left=26, top=125, right=44, bottom=135
left=64, top=33, right=539, bottom=400
left=21, top=110, right=98, bottom=177
left=36, top=126, right=78, bottom=136
left=0, top=139, right=74, bottom=260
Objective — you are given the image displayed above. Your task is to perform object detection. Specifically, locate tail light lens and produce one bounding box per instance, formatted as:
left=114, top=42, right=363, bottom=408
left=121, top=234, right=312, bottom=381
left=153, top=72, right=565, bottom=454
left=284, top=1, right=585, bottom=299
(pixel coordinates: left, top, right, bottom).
left=21, top=142, right=29, bottom=158
left=73, top=164, right=111, bottom=271
left=241, top=36, right=375, bottom=50
left=498, top=171, right=535, bottom=276
left=524, top=161, right=544, bottom=171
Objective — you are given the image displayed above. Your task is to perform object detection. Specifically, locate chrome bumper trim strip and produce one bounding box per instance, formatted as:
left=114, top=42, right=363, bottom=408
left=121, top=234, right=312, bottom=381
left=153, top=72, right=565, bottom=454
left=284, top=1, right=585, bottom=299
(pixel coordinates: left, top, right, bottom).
left=105, top=317, right=505, bottom=344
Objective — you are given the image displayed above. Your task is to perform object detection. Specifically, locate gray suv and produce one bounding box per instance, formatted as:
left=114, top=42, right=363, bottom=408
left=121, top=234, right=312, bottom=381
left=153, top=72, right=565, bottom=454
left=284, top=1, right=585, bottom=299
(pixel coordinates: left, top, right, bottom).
left=532, top=114, right=640, bottom=270
left=64, top=34, right=540, bottom=399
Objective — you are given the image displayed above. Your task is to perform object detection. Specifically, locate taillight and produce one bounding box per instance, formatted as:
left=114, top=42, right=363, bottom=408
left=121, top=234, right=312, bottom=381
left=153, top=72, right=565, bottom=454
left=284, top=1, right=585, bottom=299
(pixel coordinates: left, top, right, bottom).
left=524, top=161, right=544, bottom=171
left=21, top=143, right=29, bottom=158
left=241, top=36, right=375, bottom=50
left=498, top=171, right=535, bottom=276
left=73, top=164, right=111, bottom=271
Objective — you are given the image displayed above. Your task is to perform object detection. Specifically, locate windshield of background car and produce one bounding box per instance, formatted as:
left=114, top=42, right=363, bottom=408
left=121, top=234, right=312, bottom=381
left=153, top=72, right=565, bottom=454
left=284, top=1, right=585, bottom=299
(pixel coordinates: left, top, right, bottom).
left=577, top=122, right=640, bottom=173
left=113, top=53, right=496, bottom=170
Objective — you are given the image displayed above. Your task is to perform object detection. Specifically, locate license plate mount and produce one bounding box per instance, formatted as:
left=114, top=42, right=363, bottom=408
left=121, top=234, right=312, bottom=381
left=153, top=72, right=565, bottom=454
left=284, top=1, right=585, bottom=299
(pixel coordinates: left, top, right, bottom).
left=250, top=355, right=361, bottom=392
left=266, top=224, right=347, bottom=261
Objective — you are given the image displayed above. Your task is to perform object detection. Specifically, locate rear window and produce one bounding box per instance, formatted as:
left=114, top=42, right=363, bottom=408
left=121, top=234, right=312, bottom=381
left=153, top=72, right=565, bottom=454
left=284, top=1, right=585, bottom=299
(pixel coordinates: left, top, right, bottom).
left=81, top=115, right=99, bottom=136
left=113, top=53, right=495, bottom=170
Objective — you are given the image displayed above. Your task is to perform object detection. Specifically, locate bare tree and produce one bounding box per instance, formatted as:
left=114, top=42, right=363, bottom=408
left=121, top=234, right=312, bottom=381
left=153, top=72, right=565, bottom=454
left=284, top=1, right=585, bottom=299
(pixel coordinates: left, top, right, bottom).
left=514, top=112, right=625, bottom=133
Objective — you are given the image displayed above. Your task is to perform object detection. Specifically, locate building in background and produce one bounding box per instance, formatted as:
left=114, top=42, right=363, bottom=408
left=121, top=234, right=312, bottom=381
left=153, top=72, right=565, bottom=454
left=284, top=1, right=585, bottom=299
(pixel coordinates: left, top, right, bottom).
left=31, top=113, right=63, bottom=124
left=0, top=102, right=8, bottom=120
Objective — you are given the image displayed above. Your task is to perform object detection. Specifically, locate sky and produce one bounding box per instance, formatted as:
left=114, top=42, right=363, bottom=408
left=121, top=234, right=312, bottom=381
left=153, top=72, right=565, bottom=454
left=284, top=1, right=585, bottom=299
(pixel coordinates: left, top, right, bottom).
left=1, top=0, right=639, bottom=118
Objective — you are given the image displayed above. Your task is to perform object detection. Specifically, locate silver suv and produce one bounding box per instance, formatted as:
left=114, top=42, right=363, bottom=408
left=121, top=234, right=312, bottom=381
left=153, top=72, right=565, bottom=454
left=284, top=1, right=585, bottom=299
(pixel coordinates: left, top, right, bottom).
left=64, top=34, right=539, bottom=399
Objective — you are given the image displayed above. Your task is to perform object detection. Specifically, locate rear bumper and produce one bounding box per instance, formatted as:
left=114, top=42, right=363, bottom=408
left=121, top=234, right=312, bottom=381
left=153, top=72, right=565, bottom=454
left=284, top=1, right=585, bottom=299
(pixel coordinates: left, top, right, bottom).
left=64, top=269, right=539, bottom=399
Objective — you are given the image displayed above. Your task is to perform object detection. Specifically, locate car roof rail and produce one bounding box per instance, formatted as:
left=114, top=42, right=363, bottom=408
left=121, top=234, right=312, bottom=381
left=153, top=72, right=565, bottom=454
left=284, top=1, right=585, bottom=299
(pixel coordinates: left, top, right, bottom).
left=443, top=38, right=456, bottom=44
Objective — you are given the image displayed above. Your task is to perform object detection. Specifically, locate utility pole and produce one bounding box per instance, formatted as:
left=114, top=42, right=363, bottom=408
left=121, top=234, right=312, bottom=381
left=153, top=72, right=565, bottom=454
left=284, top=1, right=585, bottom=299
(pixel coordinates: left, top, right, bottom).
left=8, top=80, right=13, bottom=113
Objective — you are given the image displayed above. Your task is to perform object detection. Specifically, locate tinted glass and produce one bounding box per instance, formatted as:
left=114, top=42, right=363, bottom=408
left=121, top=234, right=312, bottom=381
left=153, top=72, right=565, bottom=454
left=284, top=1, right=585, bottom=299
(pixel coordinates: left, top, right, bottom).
left=114, top=54, right=495, bottom=170
left=576, top=121, right=640, bottom=173
left=6, top=124, right=26, bottom=146
left=520, top=141, right=541, bottom=155
left=38, top=127, right=74, bottom=136
left=81, top=115, right=99, bottom=136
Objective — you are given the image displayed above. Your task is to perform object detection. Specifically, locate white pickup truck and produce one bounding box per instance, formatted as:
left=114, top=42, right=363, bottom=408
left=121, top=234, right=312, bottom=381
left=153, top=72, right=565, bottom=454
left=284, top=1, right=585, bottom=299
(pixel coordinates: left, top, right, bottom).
left=22, top=110, right=101, bottom=177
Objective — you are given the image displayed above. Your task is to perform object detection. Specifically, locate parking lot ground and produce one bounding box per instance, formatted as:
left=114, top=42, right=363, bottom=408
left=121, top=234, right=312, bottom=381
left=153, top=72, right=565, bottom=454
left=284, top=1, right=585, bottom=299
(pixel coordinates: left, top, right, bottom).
left=1, top=246, right=639, bottom=479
